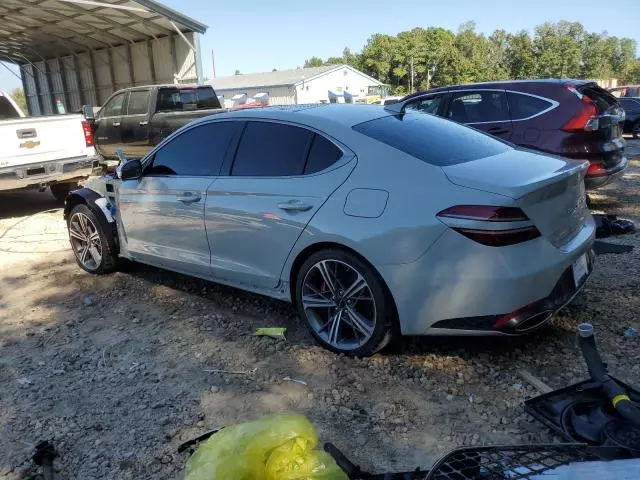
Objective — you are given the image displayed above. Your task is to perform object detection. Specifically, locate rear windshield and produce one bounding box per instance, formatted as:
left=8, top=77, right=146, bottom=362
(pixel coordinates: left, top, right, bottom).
left=157, top=87, right=221, bottom=112
left=352, top=113, right=511, bottom=166
left=578, top=84, right=619, bottom=113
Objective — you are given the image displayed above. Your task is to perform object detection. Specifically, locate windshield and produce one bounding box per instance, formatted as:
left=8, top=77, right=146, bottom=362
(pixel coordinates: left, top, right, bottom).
left=353, top=112, right=511, bottom=166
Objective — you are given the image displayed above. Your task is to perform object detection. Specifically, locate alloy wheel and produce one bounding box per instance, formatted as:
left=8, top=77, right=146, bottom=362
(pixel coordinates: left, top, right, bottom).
left=69, top=212, right=103, bottom=271
left=301, top=259, right=377, bottom=350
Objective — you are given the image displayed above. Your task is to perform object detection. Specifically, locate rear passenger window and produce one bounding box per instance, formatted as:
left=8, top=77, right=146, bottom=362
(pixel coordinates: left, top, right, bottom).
left=145, top=122, right=238, bottom=176
left=507, top=92, right=553, bottom=120
left=304, top=135, right=342, bottom=174
left=232, top=122, right=313, bottom=176
left=126, top=90, right=150, bottom=115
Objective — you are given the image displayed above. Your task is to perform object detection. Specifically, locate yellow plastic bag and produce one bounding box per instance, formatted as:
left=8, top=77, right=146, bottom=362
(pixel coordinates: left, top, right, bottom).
left=185, top=413, right=348, bottom=480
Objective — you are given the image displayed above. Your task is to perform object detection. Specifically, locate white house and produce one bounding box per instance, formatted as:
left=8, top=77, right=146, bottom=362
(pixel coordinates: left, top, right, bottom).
left=209, top=64, right=388, bottom=106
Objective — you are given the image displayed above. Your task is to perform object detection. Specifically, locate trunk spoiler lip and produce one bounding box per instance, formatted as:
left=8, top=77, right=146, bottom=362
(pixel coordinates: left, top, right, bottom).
left=441, top=155, right=589, bottom=200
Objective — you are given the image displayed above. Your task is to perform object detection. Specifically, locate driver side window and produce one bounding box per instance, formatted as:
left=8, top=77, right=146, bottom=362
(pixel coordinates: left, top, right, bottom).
left=144, top=121, right=239, bottom=177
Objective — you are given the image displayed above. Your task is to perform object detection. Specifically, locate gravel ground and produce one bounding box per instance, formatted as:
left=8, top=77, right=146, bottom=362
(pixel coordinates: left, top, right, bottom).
left=1, top=140, right=639, bottom=479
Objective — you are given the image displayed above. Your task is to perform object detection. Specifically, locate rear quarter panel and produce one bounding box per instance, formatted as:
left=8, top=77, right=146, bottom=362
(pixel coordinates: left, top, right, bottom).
left=281, top=133, right=516, bottom=286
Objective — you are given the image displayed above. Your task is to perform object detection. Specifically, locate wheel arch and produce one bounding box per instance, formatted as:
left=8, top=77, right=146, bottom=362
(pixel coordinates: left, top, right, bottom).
left=288, top=241, right=399, bottom=323
left=63, top=188, right=102, bottom=220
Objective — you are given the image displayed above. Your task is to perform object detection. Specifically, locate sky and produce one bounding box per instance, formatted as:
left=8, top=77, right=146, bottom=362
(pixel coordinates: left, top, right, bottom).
left=1, top=0, right=639, bottom=92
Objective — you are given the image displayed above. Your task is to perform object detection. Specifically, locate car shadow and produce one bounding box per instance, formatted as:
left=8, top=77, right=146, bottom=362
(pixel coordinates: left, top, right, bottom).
left=0, top=189, right=60, bottom=219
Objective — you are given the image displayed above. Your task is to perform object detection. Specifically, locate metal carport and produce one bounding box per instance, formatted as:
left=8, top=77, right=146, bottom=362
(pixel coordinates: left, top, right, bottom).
left=0, top=0, right=207, bottom=116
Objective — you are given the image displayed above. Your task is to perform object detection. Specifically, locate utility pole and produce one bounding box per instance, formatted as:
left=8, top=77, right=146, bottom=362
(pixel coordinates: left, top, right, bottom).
left=410, top=56, right=414, bottom=93
left=211, top=49, right=216, bottom=79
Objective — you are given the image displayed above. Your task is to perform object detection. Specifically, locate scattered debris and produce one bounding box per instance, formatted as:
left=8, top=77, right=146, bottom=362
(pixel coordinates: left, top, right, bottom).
left=16, top=377, right=32, bottom=386
left=518, top=369, right=553, bottom=394
left=282, top=376, right=307, bottom=386
left=254, top=327, right=287, bottom=339
left=623, top=327, right=638, bottom=338
left=32, top=441, right=57, bottom=480
left=203, top=367, right=257, bottom=375
left=83, top=295, right=95, bottom=307
left=594, top=214, right=636, bottom=238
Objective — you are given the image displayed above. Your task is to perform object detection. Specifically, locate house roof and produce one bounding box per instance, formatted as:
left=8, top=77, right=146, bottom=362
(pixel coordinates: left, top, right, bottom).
left=0, top=0, right=207, bottom=62
left=210, top=64, right=385, bottom=91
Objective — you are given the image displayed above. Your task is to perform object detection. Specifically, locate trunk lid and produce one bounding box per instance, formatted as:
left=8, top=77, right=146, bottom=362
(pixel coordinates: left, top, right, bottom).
left=576, top=82, right=625, bottom=143
left=443, top=149, right=589, bottom=247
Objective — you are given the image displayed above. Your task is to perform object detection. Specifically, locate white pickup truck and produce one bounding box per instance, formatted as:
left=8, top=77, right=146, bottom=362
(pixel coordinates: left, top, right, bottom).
left=0, top=91, right=99, bottom=202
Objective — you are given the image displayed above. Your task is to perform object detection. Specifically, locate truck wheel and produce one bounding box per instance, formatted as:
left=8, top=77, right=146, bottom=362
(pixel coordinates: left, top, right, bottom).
left=67, top=204, right=118, bottom=274
left=50, top=183, right=75, bottom=204
left=633, top=120, right=640, bottom=140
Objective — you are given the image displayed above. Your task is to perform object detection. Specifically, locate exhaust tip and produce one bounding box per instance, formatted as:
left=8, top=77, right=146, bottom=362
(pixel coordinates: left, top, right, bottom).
left=578, top=323, right=594, bottom=338
left=513, top=311, right=553, bottom=333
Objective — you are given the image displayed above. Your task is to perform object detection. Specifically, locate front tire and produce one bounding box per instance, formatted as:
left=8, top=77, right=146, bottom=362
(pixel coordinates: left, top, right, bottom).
left=295, top=249, right=394, bottom=356
left=67, top=204, right=118, bottom=274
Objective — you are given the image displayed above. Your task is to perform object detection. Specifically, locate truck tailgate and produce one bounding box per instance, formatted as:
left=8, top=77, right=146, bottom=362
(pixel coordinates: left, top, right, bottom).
left=0, top=115, right=94, bottom=169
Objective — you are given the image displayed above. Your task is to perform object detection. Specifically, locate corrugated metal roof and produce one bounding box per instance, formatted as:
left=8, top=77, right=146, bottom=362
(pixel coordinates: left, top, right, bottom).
left=210, top=65, right=384, bottom=91
left=0, top=0, right=207, bottom=62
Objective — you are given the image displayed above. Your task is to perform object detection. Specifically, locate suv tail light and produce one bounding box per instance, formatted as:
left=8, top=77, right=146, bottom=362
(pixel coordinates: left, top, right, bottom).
left=562, top=92, right=599, bottom=132
left=437, top=205, right=541, bottom=247
left=81, top=120, right=95, bottom=147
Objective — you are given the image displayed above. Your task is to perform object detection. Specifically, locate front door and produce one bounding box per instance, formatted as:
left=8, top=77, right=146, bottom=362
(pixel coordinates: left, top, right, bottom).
left=205, top=120, right=355, bottom=290
left=447, top=90, right=513, bottom=141
left=94, top=91, right=126, bottom=159
left=118, top=120, right=240, bottom=277
left=119, top=89, right=151, bottom=159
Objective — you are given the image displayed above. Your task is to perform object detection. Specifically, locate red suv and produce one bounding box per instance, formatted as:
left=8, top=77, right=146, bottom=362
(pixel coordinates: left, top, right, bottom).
left=400, top=80, right=627, bottom=189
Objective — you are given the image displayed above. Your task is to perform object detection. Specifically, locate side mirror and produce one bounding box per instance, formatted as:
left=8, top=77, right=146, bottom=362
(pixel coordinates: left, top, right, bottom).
left=82, top=104, right=95, bottom=120
left=117, top=159, right=142, bottom=181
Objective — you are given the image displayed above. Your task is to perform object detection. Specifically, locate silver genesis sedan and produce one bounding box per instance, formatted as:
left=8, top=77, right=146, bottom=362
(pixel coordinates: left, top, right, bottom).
left=64, top=104, right=595, bottom=356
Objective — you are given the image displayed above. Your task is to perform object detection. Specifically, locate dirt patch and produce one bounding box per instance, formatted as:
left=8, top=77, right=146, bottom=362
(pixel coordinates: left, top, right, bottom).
left=1, top=142, right=639, bottom=479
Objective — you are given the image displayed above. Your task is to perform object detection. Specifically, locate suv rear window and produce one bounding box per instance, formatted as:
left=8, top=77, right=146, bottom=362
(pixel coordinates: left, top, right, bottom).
left=578, top=84, right=619, bottom=113
left=353, top=113, right=511, bottom=166
left=157, top=87, right=221, bottom=112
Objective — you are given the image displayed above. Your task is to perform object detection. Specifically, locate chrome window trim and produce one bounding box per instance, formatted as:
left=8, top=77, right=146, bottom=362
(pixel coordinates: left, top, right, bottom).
left=445, top=88, right=559, bottom=125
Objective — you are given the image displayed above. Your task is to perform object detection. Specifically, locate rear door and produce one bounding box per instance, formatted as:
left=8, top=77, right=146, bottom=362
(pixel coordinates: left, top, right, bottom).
left=205, top=120, right=355, bottom=290
left=119, top=89, right=151, bottom=159
left=94, top=91, right=127, bottom=158
left=447, top=90, right=513, bottom=140
left=118, top=120, right=240, bottom=278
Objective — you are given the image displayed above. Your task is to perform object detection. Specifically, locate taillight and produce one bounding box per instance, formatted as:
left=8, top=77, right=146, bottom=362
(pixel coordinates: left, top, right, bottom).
left=587, top=162, right=606, bottom=177
left=81, top=120, right=95, bottom=147
left=562, top=95, right=599, bottom=132
left=437, top=205, right=541, bottom=247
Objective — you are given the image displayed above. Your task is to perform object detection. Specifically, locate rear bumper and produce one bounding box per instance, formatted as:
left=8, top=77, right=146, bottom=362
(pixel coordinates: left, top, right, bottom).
left=378, top=216, right=596, bottom=335
left=0, top=155, right=99, bottom=191
left=584, top=154, right=628, bottom=189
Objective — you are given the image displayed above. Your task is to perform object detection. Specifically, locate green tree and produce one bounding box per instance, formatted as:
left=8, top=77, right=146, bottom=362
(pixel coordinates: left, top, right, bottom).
left=234, top=69, right=242, bottom=75
left=505, top=31, right=536, bottom=79
left=303, top=56, right=324, bottom=68
left=533, top=21, right=584, bottom=78
left=325, top=57, right=344, bottom=65
left=10, top=88, right=27, bottom=113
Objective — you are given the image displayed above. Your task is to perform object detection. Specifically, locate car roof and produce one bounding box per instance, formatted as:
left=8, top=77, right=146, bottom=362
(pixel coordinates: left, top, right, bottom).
left=403, top=79, right=590, bottom=99
left=193, top=104, right=391, bottom=129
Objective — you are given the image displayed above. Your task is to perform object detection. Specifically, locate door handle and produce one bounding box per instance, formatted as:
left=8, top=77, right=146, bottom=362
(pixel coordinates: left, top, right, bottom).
left=139, top=121, right=149, bottom=126
left=112, top=122, right=121, bottom=127
left=277, top=200, right=313, bottom=212
left=177, top=193, right=201, bottom=204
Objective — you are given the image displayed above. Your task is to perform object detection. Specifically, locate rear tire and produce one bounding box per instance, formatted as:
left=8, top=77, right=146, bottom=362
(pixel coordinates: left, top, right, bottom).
left=632, top=120, right=640, bottom=139
left=50, top=183, right=75, bottom=204
left=295, top=249, right=394, bottom=356
left=67, top=203, right=119, bottom=274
